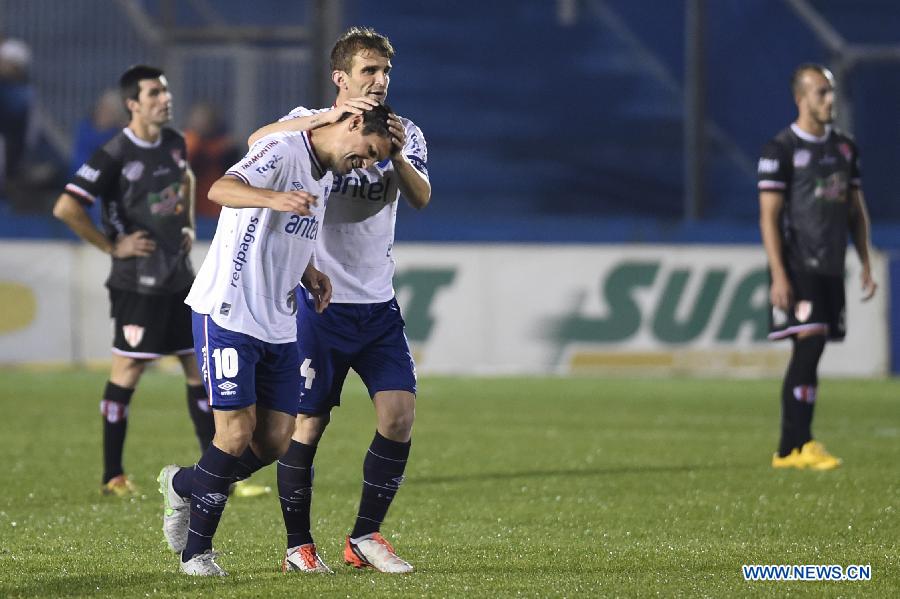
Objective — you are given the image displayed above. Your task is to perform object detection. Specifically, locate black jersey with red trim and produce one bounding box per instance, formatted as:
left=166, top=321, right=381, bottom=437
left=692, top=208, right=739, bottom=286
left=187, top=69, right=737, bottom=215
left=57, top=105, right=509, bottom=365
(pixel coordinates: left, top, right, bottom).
left=65, top=127, right=194, bottom=294
left=757, top=124, right=861, bottom=276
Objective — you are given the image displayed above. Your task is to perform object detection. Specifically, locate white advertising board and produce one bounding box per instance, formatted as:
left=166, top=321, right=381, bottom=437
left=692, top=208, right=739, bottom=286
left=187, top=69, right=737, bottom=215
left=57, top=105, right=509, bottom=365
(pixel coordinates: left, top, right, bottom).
left=0, top=242, right=889, bottom=377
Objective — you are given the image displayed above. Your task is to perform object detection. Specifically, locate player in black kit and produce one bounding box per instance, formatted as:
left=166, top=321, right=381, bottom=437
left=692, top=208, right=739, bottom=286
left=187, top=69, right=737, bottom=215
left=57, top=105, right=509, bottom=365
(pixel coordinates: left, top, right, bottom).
left=53, top=65, right=214, bottom=496
left=758, top=63, right=877, bottom=470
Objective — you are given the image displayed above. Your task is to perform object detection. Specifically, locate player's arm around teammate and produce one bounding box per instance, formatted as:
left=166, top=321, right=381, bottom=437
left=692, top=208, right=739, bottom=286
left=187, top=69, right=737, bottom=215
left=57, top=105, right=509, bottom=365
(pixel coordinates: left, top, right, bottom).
left=248, top=95, right=381, bottom=145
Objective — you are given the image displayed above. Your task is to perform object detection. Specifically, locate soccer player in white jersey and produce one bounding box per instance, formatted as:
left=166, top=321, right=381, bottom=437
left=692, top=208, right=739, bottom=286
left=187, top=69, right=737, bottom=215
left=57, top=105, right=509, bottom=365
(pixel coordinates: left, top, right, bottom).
left=247, top=27, right=430, bottom=574
left=157, top=105, right=397, bottom=577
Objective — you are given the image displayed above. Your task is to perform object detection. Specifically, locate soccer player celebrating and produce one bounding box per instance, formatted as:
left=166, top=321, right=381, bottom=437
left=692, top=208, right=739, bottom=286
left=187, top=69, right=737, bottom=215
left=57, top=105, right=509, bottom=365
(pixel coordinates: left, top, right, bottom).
left=53, top=65, right=214, bottom=496
left=758, top=63, right=877, bottom=470
left=247, top=27, right=429, bottom=574
left=158, top=104, right=397, bottom=576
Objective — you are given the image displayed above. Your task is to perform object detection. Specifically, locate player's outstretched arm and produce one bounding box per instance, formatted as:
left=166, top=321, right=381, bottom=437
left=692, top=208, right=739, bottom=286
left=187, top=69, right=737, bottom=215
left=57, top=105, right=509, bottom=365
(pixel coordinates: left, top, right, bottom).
left=208, top=175, right=317, bottom=215
left=247, top=96, right=380, bottom=147
left=759, top=190, right=792, bottom=310
left=848, top=188, right=877, bottom=300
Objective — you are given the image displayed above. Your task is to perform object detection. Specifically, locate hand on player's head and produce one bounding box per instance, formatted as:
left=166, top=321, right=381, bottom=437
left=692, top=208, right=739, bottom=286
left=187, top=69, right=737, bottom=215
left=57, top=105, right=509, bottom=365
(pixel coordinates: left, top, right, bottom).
left=333, top=96, right=381, bottom=122
left=270, top=190, right=318, bottom=215
left=387, top=114, right=405, bottom=157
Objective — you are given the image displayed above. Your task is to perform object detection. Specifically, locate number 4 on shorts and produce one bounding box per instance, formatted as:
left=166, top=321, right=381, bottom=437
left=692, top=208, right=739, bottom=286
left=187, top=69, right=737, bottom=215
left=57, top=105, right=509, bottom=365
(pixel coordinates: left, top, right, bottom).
left=300, top=358, right=316, bottom=390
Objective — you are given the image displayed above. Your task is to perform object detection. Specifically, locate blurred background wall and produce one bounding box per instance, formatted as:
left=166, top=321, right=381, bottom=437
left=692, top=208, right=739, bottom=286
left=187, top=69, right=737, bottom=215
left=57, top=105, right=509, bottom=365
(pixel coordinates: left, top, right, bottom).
left=0, top=0, right=898, bottom=373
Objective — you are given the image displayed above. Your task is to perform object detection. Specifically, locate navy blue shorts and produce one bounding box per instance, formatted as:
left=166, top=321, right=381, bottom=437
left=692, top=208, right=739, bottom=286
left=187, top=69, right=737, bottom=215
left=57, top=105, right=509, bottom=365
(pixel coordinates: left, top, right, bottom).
left=294, top=290, right=417, bottom=415
left=192, top=312, right=300, bottom=415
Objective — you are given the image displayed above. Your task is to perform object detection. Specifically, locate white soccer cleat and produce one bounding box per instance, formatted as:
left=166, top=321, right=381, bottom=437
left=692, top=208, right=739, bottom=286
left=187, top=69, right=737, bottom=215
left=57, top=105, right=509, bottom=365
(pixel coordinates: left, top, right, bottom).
left=157, top=465, right=189, bottom=552
left=180, top=550, right=227, bottom=576
left=282, top=543, right=333, bottom=573
left=344, top=533, right=414, bottom=573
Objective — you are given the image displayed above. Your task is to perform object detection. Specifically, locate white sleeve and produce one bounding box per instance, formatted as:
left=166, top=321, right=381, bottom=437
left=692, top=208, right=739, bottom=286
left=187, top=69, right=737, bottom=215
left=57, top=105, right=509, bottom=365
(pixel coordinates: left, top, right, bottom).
left=278, top=105, right=316, bottom=123
left=224, top=135, right=289, bottom=189
left=403, top=121, right=428, bottom=179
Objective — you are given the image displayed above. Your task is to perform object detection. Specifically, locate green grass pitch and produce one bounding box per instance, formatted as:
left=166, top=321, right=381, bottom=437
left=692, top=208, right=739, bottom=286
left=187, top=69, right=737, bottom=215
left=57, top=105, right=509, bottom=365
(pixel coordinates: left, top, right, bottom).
left=0, top=369, right=898, bottom=597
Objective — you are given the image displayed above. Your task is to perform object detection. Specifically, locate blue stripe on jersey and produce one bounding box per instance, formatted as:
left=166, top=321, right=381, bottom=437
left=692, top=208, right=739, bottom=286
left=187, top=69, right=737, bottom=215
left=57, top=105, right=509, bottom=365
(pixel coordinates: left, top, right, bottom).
left=301, top=132, right=324, bottom=177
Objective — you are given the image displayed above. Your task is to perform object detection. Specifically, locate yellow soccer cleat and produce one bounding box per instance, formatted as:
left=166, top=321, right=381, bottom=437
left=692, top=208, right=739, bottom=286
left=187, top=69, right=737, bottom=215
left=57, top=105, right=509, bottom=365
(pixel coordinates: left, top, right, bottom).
left=101, top=474, right=139, bottom=497
left=231, top=480, right=271, bottom=498
left=771, top=449, right=806, bottom=469
left=798, top=440, right=842, bottom=470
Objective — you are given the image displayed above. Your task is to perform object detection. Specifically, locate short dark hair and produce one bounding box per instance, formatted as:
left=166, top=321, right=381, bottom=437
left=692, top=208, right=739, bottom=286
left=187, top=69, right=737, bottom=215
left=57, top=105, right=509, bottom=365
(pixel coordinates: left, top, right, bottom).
left=330, top=27, right=394, bottom=74
left=119, top=64, right=164, bottom=110
left=791, top=63, right=832, bottom=98
left=337, top=103, right=399, bottom=154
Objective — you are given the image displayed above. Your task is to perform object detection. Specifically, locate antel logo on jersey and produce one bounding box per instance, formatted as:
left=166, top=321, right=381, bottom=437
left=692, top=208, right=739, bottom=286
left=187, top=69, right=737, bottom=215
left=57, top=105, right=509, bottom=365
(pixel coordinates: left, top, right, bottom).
left=793, top=149, right=811, bottom=168
left=230, top=216, right=260, bottom=288
left=255, top=154, right=284, bottom=174
left=284, top=214, right=319, bottom=240
left=241, top=140, right=280, bottom=170
left=332, top=172, right=388, bottom=202
left=76, top=163, right=101, bottom=182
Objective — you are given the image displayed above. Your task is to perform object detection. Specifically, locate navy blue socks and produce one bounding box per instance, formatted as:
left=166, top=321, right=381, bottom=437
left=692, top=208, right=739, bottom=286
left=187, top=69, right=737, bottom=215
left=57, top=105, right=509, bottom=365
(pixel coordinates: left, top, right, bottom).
left=277, top=440, right=318, bottom=548
left=350, top=431, right=411, bottom=539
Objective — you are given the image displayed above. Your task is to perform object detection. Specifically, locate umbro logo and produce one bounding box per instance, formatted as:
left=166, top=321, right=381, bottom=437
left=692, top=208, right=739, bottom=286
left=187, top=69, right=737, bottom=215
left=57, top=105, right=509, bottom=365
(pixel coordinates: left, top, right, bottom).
left=218, top=381, right=238, bottom=391
left=204, top=492, right=228, bottom=504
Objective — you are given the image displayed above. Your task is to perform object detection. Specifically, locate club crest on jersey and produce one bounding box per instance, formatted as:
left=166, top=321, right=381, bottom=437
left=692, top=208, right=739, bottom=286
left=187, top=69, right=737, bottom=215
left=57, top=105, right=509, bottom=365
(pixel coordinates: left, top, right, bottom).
left=122, top=324, right=145, bottom=347
left=838, top=142, right=852, bottom=163
left=794, top=300, right=813, bottom=323
left=793, top=149, right=811, bottom=168
left=171, top=148, right=186, bottom=169
left=122, top=161, right=145, bottom=181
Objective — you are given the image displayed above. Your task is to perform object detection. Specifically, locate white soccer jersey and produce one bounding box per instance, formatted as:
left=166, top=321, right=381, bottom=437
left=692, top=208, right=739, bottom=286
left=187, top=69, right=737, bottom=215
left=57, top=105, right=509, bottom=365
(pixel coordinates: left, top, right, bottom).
left=185, top=131, right=332, bottom=343
left=282, top=106, right=429, bottom=303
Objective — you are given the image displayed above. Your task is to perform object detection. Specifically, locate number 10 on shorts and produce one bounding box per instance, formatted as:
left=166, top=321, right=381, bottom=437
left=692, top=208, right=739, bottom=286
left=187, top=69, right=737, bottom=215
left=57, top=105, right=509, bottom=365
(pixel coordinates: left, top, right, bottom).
left=212, top=347, right=239, bottom=379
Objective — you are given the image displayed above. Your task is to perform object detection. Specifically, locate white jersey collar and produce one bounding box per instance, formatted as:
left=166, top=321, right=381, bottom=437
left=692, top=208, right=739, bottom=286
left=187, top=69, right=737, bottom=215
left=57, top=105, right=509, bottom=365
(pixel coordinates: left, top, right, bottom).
left=791, top=123, right=831, bottom=144
left=123, top=126, right=162, bottom=148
